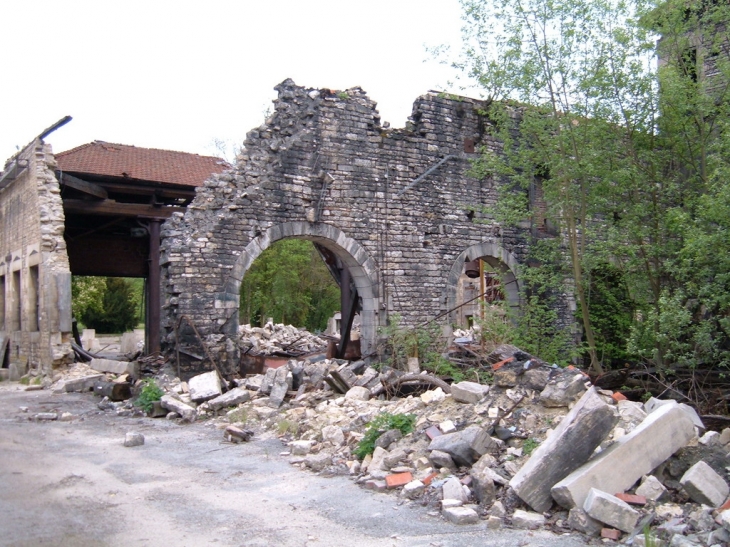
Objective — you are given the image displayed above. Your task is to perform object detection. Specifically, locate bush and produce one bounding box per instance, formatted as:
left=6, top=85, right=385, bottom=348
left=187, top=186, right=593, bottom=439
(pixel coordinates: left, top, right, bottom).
left=134, top=379, right=163, bottom=413
left=80, top=277, right=139, bottom=333
left=353, top=412, right=416, bottom=460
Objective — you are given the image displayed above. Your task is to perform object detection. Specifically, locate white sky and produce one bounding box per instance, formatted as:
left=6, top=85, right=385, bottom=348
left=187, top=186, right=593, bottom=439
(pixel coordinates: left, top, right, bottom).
left=0, top=0, right=465, bottom=164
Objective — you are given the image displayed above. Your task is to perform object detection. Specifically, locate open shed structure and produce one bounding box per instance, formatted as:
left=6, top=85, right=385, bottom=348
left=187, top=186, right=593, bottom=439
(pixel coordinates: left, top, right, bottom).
left=0, top=133, right=226, bottom=376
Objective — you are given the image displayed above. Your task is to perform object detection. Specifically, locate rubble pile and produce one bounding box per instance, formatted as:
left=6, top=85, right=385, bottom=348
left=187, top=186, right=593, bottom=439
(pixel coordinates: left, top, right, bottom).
left=237, top=321, right=328, bottom=356
left=22, top=343, right=730, bottom=544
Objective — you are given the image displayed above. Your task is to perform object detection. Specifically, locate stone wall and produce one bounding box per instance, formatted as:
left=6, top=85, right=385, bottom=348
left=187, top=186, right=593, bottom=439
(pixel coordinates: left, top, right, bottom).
left=160, top=80, right=572, bottom=377
left=0, top=140, right=73, bottom=374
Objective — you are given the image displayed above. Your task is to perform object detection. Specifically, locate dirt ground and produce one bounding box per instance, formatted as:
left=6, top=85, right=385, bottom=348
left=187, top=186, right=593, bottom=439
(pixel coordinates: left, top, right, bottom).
left=0, top=383, right=589, bottom=547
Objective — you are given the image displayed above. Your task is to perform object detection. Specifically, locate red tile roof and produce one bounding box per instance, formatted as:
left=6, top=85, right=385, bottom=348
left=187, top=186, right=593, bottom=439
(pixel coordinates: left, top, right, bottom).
left=55, top=141, right=229, bottom=187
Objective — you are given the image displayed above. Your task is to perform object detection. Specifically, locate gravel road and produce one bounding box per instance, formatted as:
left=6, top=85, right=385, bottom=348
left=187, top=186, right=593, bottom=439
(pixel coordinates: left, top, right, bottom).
left=0, top=384, right=589, bottom=547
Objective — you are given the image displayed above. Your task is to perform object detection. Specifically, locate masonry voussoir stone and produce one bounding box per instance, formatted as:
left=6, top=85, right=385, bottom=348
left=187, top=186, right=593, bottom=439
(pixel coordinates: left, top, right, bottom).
left=510, top=387, right=618, bottom=512
left=551, top=401, right=696, bottom=509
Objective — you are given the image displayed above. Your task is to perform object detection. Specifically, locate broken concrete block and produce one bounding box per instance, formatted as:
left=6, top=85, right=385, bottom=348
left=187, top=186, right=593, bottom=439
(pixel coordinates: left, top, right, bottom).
left=207, top=387, right=251, bottom=411
left=469, top=457, right=496, bottom=505
left=303, top=452, right=332, bottom=472
left=439, top=420, right=456, bottom=434
left=368, top=446, right=388, bottom=478
left=375, top=428, right=402, bottom=450
left=428, top=425, right=493, bottom=467
left=509, top=387, right=618, bottom=512
left=259, top=368, right=276, bottom=395
left=512, top=509, right=545, bottom=529
left=429, top=450, right=456, bottom=469
left=403, top=479, right=425, bottom=499
left=583, top=488, right=639, bottom=533
left=289, top=440, right=315, bottom=455
left=450, top=381, right=489, bottom=404
left=698, top=430, right=720, bottom=446
left=442, top=476, right=468, bottom=503
left=551, top=402, right=696, bottom=509
left=188, top=371, right=222, bottom=403
left=345, top=386, right=370, bottom=400
left=268, top=368, right=293, bottom=408
left=680, top=460, right=729, bottom=507
left=124, top=432, right=145, bottom=447
left=89, top=358, right=132, bottom=375
left=420, top=387, right=446, bottom=405
left=539, top=370, right=587, bottom=407
left=321, top=425, right=345, bottom=446
left=383, top=448, right=407, bottom=469
left=64, top=374, right=105, bottom=392
left=442, top=506, right=479, bottom=525
left=160, top=394, right=196, bottom=422
left=568, top=507, right=603, bottom=536
left=617, top=400, right=647, bottom=425
left=644, top=397, right=705, bottom=432
left=523, top=366, right=551, bottom=391
left=636, top=475, right=667, bottom=501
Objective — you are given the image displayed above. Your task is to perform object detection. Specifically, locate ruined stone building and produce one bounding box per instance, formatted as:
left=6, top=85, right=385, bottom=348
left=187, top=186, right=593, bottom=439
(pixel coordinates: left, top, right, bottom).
left=161, top=80, right=569, bottom=378
left=0, top=134, right=226, bottom=377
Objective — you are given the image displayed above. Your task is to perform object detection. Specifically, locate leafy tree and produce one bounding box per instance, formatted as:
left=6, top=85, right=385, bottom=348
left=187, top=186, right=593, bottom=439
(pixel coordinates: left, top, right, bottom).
left=240, top=239, right=340, bottom=331
left=79, top=277, right=139, bottom=333
left=446, top=0, right=730, bottom=375
left=71, top=276, right=106, bottom=322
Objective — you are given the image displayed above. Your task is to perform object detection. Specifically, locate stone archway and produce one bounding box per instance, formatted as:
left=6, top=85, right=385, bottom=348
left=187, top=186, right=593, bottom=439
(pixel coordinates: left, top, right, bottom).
left=445, top=241, right=522, bottom=324
left=225, top=221, right=380, bottom=356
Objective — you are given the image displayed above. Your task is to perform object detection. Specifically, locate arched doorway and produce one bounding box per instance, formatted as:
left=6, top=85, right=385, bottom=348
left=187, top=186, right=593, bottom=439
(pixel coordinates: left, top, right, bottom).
left=226, top=222, right=380, bottom=356
left=445, top=241, right=521, bottom=326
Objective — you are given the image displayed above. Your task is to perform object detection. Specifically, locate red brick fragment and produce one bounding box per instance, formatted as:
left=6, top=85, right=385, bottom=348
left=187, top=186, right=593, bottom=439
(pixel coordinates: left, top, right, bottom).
left=601, top=528, right=621, bottom=540
left=612, top=391, right=628, bottom=402
left=425, top=425, right=442, bottom=440
left=719, top=497, right=730, bottom=511
left=614, top=492, right=647, bottom=505
left=422, top=472, right=439, bottom=486
left=385, top=472, right=413, bottom=489
left=491, top=357, right=514, bottom=371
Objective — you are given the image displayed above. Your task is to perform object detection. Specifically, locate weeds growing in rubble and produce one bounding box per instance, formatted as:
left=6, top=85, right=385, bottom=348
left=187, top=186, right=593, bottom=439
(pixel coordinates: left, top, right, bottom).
left=227, top=408, right=248, bottom=425
left=134, top=379, right=163, bottom=414
left=522, top=438, right=539, bottom=456
left=276, top=419, right=299, bottom=436
left=353, top=412, right=416, bottom=460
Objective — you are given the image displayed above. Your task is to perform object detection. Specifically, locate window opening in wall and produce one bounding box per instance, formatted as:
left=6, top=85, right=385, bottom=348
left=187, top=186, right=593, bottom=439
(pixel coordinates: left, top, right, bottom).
left=0, top=275, right=5, bottom=329
left=11, top=270, right=21, bottom=331
left=28, top=266, right=39, bottom=332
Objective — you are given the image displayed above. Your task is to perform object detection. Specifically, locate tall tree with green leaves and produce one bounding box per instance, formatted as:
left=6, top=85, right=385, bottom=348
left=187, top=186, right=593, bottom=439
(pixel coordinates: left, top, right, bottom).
left=447, top=0, right=730, bottom=374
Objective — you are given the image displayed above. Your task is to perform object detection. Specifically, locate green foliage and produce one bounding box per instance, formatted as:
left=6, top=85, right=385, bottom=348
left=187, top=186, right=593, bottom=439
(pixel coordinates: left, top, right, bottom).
left=80, top=277, right=139, bottom=333
left=71, top=276, right=106, bottom=322
left=522, top=438, right=539, bottom=456
left=473, top=300, right=514, bottom=353
left=276, top=419, right=299, bottom=436
left=337, top=91, right=350, bottom=100
left=379, top=313, right=451, bottom=374
left=443, top=0, right=730, bottom=378
left=353, top=412, right=416, bottom=460
left=134, top=379, right=163, bottom=413
left=240, top=239, right=340, bottom=331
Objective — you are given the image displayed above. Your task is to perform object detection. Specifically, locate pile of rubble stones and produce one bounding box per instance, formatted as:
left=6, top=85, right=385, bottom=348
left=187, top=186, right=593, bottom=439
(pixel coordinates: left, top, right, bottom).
left=237, top=321, right=329, bottom=356
left=42, top=344, right=730, bottom=545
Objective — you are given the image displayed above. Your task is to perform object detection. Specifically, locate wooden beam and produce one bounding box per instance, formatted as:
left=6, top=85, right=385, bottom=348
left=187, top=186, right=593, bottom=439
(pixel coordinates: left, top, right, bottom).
left=63, top=199, right=184, bottom=218
left=58, top=173, right=108, bottom=199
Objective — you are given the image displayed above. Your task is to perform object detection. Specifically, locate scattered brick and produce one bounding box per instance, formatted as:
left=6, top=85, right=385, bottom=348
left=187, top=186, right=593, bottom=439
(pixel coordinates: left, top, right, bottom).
left=491, top=357, right=514, bottom=371
left=601, top=528, right=621, bottom=540
left=614, top=493, right=647, bottom=505
left=425, top=425, right=442, bottom=440
left=612, top=392, right=628, bottom=402
left=422, top=472, right=439, bottom=486
left=385, top=472, right=413, bottom=489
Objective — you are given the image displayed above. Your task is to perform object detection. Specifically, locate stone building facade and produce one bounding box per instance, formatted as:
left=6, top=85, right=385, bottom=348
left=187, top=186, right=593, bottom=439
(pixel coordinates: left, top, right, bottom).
left=161, top=80, right=572, bottom=377
left=0, top=140, right=73, bottom=374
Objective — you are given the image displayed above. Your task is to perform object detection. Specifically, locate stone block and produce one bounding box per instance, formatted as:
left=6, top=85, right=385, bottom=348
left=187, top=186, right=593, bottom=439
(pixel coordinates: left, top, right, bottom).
left=522, top=366, right=551, bottom=391
left=718, top=509, right=730, bottom=532
left=124, top=432, right=145, bottom=447
left=442, top=506, right=479, bottom=525
left=322, top=425, right=345, bottom=447
left=160, top=394, right=196, bottom=422
left=442, top=476, right=468, bottom=503
left=568, top=507, right=603, bottom=536
left=402, top=479, right=425, bottom=499
left=492, top=362, right=522, bottom=387
left=188, top=371, right=222, bottom=403
left=345, top=386, right=370, bottom=400
left=428, top=425, right=493, bottom=467
left=539, top=370, right=587, bottom=407
left=304, top=452, right=332, bottom=472
left=450, top=381, right=489, bottom=404
left=583, top=489, right=639, bottom=533
left=429, top=450, right=456, bottom=469
left=512, top=509, right=545, bottom=529
left=375, top=428, right=402, bottom=450
left=289, top=440, right=315, bottom=455
left=268, top=368, right=293, bottom=408
left=89, top=359, right=134, bottom=374
left=420, top=388, right=446, bottom=405
left=64, top=374, right=105, bottom=392
left=469, top=457, right=496, bottom=505
left=207, top=387, right=251, bottom=410
left=636, top=475, right=667, bottom=501
left=509, top=387, right=618, bottom=512
left=486, top=515, right=502, bottom=529
left=551, top=402, right=696, bottom=509
left=679, top=460, right=729, bottom=507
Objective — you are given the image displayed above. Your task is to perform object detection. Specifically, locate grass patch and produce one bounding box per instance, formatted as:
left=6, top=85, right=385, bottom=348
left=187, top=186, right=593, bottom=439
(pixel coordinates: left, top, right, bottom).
left=134, top=379, right=163, bottom=413
left=353, top=412, right=416, bottom=460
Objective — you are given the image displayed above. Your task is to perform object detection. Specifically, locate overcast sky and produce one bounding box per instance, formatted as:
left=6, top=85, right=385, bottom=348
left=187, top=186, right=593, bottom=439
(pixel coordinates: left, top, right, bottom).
left=0, top=0, right=465, bottom=164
